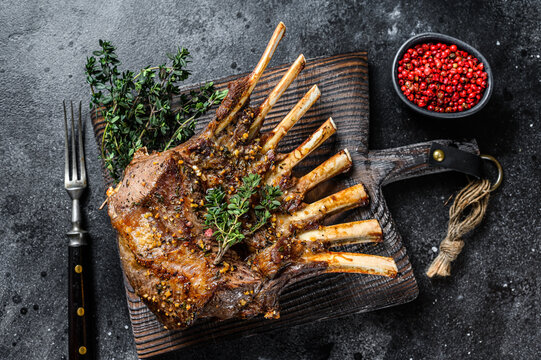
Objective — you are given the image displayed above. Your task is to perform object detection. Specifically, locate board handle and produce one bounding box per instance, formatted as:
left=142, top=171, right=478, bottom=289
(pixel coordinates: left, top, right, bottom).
left=366, top=139, right=479, bottom=186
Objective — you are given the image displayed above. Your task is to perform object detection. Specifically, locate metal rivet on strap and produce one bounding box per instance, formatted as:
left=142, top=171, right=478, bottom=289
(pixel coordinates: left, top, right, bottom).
left=432, top=149, right=445, bottom=162
left=74, top=265, right=83, bottom=273
left=79, top=346, right=87, bottom=355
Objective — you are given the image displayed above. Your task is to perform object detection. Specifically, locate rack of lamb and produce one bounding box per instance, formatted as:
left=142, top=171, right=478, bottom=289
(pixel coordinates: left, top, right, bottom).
left=106, top=22, right=397, bottom=330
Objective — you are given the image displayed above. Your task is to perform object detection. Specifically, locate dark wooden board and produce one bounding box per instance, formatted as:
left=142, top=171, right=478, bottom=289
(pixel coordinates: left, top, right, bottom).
left=91, top=52, right=478, bottom=358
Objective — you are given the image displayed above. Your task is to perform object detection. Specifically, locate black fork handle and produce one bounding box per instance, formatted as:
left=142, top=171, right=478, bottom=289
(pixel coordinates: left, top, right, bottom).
left=68, top=244, right=91, bottom=359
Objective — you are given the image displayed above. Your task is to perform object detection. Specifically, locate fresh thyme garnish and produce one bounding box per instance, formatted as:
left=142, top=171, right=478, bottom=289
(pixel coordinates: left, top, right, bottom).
left=204, top=174, right=282, bottom=264
left=251, top=185, right=283, bottom=233
left=85, top=40, right=227, bottom=182
left=204, top=174, right=260, bottom=264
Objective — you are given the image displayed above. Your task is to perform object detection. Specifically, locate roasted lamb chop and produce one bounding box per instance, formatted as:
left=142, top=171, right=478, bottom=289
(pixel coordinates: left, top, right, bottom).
left=106, top=22, right=397, bottom=330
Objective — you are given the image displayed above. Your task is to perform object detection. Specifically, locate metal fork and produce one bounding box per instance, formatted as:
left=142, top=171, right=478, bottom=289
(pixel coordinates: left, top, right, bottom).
left=63, top=100, right=91, bottom=359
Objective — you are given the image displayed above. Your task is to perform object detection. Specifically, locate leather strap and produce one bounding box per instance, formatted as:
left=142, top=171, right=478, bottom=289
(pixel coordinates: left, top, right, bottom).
left=428, top=143, right=483, bottom=178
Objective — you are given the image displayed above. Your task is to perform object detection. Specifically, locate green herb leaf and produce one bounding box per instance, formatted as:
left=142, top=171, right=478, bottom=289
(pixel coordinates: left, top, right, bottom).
left=204, top=174, right=264, bottom=264
left=85, top=41, right=227, bottom=182
left=203, top=174, right=282, bottom=264
left=251, top=184, right=282, bottom=233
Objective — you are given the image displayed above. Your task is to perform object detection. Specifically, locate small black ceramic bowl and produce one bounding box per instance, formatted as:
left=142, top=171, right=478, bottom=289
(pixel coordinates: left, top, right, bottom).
left=392, top=32, right=493, bottom=119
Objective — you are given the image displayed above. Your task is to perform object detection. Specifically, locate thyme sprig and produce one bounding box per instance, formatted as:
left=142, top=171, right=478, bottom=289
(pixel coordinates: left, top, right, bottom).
left=85, top=40, right=227, bottom=182
left=251, top=185, right=283, bottom=233
left=204, top=174, right=282, bottom=264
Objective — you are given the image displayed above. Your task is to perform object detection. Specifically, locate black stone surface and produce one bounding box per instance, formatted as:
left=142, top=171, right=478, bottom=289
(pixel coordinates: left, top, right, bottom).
left=1, top=1, right=539, bottom=359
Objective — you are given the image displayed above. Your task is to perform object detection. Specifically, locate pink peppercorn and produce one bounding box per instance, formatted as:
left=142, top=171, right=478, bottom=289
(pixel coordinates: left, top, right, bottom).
left=397, top=42, right=488, bottom=112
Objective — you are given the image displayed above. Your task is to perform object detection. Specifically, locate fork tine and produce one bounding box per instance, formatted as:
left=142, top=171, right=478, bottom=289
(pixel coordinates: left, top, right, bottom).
left=63, top=101, right=70, bottom=184
left=77, top=101, right=86, bottom=183
left=70, top=101, right=77, bottom=180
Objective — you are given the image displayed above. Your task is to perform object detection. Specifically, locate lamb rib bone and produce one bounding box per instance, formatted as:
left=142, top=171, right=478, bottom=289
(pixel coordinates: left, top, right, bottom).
left=215, top=22, right=286, bottom=134
left=305, top=252, right=398, bottom=277
left=266, top=117, right=337, bottom=186
left=277, top=183, right=369, bottom=233
left=248, top=54, right=306, bottom=140
left=298, top=219, right=382, bottom=246
left=289, top=149, right=352, bottom=196
left=261, top=84, right=321, bottom=153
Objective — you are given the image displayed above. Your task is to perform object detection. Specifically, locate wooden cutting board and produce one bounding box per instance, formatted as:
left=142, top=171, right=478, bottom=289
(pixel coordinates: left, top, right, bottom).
left=91, top=52, right=478, bottom=358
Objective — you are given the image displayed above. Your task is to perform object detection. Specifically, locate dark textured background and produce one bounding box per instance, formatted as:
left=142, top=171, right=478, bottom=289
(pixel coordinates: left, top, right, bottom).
left=1, top=1, right=539, bottom=359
